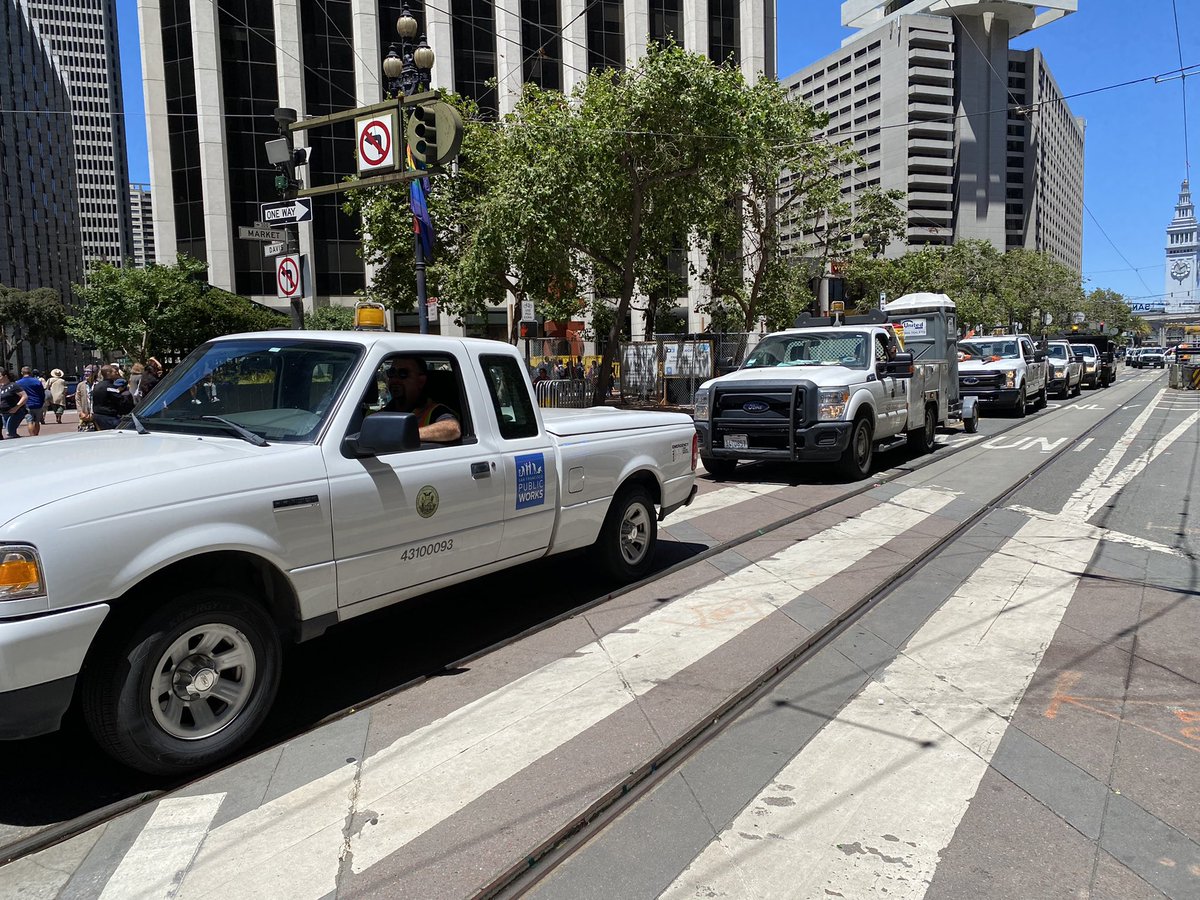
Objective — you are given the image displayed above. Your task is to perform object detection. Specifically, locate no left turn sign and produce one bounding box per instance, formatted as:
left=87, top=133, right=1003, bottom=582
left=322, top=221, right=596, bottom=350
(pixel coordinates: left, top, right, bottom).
left=356, top=112, right=397, bottom=174
left=276, top=254, right=303, bottom=299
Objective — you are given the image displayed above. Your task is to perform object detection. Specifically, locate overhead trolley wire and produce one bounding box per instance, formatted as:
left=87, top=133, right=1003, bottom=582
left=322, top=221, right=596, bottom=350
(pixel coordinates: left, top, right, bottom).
left=1170, top=0, right=1192, bottom=179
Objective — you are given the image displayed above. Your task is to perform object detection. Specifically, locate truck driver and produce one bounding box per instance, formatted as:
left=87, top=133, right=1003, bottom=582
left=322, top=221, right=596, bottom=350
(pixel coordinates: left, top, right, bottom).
left=381, top=356, right=462, bottom=443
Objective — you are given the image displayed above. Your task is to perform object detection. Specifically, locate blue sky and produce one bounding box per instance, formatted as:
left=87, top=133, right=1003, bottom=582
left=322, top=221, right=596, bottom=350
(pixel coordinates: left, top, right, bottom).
left=115, top=1, right=1198, bottom=302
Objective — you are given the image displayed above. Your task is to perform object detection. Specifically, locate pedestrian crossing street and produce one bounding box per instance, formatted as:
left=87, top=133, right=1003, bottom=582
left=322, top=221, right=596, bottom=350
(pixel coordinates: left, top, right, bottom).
left=4, top=385, right=1196, bottom=899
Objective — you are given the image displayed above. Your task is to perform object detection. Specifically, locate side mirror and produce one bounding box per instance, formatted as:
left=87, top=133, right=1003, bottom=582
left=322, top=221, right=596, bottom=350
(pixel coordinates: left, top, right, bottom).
left=345, top=412, right=421, bottom=457
left=884, top=352, right=915, bottom=378
left=1033, top=350, right=1046, bottom=362
left=1101, top=352, right=1114, bottom=363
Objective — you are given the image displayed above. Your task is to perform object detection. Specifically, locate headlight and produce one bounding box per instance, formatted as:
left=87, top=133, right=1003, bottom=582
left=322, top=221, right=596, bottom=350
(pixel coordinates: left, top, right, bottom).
left=693, top=388, right=709, bottom=421
left=1004, top=370, right=1017, bottom=388
left=0, top=546, right=45, bottom=602
left=1053, top=366, right=1065, bottom=376
left=819, top=388, right=849, bottom=421
left=1085, top=363, right=1096, bottom=372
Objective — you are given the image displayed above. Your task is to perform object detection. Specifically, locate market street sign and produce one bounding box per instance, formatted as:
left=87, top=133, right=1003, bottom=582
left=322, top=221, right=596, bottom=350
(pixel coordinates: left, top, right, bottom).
left=260, top=198, right=313, bottom=225
left=238, top=226, right=286, bottom=242
left=263, top=241, right=285, bottom=258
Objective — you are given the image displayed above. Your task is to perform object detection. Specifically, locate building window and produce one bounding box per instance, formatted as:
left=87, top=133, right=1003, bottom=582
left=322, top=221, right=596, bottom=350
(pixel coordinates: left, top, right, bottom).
left=587, top=0, right=624, bottom=71
left=452, top=0, right=499, bottom=115
left=163, top=0, right=205, bottom=264
left=521, top=0, right=562, bottom=90
left=708, top=0, right=739, bottom=68
left=649, top=0, right=682, bottom=47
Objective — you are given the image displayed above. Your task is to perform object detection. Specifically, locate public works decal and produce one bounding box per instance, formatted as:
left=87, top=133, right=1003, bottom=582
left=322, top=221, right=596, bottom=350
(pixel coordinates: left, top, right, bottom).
left=515, top=453, right=546, bottom=510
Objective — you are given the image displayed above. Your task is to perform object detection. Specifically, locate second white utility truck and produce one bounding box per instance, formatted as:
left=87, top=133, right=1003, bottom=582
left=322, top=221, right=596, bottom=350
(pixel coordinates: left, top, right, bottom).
left=693, top=294, right=976, bottom=480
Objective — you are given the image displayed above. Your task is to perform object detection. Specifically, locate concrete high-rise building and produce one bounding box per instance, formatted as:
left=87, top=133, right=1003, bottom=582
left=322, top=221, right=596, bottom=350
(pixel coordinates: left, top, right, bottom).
left=1, top=0, right=84, bottom=371
left=24, top=0, right=134, bottom=272
left=781, top=0, right=1084, bottom=270
left=1163, top=179, right=1198, bottom=314
left=129, top=182, right=156, bottom=268
left=139, top=0, right=775, bottom=336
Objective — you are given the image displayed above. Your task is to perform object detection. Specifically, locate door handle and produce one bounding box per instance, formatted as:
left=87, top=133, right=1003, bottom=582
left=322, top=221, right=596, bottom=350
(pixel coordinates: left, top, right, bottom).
left=471, top=461, right=491, bottom=479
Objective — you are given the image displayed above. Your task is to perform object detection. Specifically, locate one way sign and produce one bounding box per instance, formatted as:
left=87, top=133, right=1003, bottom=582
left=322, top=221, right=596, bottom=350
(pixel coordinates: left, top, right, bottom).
left=261, top=198, right=313, bottom=225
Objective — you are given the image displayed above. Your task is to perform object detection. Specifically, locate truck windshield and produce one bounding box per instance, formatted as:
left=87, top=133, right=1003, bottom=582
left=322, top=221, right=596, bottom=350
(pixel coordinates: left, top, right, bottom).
left=742, top=332, right=869, bottom=369
left=1047, top=344, right=1070, bottom=360
left=132, top=338, right=363, bottom=442
left=959, top=339, right=1020, bottom=360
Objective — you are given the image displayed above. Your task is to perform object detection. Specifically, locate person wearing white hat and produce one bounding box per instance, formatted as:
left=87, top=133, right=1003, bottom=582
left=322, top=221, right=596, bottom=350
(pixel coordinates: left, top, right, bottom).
left=45, top=368, right=68, bottom=424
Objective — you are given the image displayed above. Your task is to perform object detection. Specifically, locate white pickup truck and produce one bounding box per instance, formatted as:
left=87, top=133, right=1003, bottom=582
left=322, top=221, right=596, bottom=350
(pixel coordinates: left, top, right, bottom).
left=0, top=332, right=697, bottom=773
left=694, top=296, right=973, bottom=481
left=957, top=333, right=1049, bottom=416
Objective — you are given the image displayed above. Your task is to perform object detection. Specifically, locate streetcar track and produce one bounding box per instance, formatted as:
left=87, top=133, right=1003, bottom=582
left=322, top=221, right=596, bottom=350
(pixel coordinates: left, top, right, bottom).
left=0, top=374, right=1166, bottom=871
left=485, top=374, right=1172, bottom=899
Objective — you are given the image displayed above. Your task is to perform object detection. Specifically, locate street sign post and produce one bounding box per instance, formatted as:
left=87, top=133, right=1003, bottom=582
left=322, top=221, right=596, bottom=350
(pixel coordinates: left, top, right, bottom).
left=261, top=198, right=313, bottom=225
left=276, top=254, right=304, bottom=300
left=356, top=112, right=398, bottom=175
left=263, top=241, right=285, bottom=258
left=238, top=226, right=286, bottom=242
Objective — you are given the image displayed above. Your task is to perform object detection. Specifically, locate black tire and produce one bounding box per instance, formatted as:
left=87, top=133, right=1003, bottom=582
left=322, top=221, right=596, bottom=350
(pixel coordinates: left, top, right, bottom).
left=837, top=415, right=874, bottom=480
left=1014, top=385, right=1027, bottom=418
left=81, top=589, right=282, bottom=776
left=701, top=456, right=738, bottom=478
left=906, top=403, right=936, bottom=455
left=1072, top=378, right=1082, bottom=397
left=597, top=484, right=658, bottom=582
left=1035, top=386, right=1048, bottom=410
left=963, top=408, right=979, bottom=434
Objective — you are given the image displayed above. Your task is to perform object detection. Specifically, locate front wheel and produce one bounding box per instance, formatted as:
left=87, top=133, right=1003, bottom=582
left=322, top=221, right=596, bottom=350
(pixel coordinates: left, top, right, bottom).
left=597, top=484, right=658, bottom=582
left=81, top=589, right=282, bottom=775
left=906, top=404, right=936, bottom=455
left=1014, top=385, right=1027, bottom=418
left=1034, top=386, right=1048, bottom=410
left=837, top=416, right=874, bottom=480
left=700, top=456, right=738, bottom=478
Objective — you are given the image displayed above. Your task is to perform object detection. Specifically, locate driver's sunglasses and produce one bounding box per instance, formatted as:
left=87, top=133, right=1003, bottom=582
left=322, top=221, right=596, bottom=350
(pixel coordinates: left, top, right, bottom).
left=386, top=367, right=412, bottom=379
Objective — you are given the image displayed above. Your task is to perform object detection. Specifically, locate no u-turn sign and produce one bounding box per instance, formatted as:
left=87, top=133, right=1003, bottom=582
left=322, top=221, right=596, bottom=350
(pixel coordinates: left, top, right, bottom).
left=276, top=254, right=304, bottom=299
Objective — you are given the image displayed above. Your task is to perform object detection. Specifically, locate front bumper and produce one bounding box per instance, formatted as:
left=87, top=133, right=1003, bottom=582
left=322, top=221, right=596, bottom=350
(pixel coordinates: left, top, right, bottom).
left=960, top=386, right=1021, bottom=407
left=696, top=420, right=854, bottom=463
left=0, top=604, right=109, bottom=740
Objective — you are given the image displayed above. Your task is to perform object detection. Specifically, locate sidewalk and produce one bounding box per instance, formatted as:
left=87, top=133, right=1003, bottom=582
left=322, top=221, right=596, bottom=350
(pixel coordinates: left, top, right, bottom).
left=1, top=408, right=84, bottom=441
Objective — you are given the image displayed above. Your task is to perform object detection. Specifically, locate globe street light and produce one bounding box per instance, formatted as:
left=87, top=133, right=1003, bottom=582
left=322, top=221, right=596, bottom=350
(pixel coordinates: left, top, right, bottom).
left=381, top=2, right=436, bottom=332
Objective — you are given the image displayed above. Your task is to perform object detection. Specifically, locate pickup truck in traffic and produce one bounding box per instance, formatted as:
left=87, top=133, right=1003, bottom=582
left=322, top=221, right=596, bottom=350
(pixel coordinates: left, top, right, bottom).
left=693, top=294, right=975, bottom=481
left=0, top=332, right=698, bottom=773
left=957, top=333, right=1049, bottom=416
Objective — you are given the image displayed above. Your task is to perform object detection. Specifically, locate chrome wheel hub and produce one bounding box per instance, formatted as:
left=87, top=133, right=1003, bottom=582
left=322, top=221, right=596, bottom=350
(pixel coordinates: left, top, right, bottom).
left=620, top=504, right=650, bottom=565
left=150, top=622, right=256, bottom=740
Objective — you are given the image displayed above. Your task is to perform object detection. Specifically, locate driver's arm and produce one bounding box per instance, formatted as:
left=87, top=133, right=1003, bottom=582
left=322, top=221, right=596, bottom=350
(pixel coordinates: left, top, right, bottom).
left=420, top=416, right=461, bottom=442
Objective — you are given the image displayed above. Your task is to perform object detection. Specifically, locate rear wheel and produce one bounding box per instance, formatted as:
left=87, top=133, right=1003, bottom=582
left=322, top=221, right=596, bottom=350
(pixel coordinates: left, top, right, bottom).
left=81, top=589, right=281, bottom=775
left=906, top=403, right=936, bottom=455
left=963, top=406, right=979, bottom=434
left=837, top=415, right=874, bottom=480
left=1035, top=386, right=1048, bottom=410
left=700, top=456, right=738, bottom=479
left=597, top=484, right=658, bottom=582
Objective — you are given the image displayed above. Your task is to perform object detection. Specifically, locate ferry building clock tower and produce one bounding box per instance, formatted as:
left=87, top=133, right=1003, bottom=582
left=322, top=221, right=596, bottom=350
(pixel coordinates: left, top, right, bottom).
left=1164, top=179, right=1199, bottom=313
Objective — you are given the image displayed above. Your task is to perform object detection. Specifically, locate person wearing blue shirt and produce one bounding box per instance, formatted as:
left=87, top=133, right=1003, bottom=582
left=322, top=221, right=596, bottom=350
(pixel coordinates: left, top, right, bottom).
left=15, top=367, right=45, bottom=437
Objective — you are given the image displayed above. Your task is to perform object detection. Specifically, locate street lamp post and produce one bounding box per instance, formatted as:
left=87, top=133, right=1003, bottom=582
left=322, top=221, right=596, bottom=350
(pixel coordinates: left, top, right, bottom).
left=383, top=3, right=435, bottom=334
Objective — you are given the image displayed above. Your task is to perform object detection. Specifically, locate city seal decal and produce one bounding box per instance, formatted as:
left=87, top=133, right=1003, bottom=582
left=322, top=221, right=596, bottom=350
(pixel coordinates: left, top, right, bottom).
left=515, top=452, right=546, bottom=510
left=416, top=485, right=440, bottom=519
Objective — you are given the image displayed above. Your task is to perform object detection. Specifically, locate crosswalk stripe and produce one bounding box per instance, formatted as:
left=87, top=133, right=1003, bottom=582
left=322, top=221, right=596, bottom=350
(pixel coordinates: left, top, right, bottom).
left=660, top=513, right=1100, bottom=900
left=99, top=793, right=225, bottom=900
left=142, top=485, right=955, bottom=897
left=666, top=482, right=790, bottom=525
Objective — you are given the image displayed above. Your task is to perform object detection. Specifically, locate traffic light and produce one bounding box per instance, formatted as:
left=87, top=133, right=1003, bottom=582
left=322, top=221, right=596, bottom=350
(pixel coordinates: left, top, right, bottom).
left=408, top=104, right=437, bottom=167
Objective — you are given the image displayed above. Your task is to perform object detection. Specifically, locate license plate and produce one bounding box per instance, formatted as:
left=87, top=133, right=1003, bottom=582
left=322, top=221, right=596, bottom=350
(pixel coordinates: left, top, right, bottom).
left=724, top=434, right=748, bottom=450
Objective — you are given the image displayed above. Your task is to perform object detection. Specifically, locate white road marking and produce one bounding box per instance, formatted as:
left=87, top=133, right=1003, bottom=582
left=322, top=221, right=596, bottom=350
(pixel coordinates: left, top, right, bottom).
left=1073, top=437, right=1093, bottom=452
left=135, top=487, right=956, bottom=898
left=100, top=793, right=225, bottom=900
left=667, top=482, right=789, bottom=525
left=662, top=385, right=1193, bottom=900
left=661, top=516, right=1099, bottom=900
left=1009, top=505, right=1187, bottom=558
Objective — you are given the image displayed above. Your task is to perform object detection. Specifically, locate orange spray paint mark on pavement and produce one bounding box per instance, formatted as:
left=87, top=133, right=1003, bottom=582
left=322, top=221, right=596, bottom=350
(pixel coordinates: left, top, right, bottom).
left=1043, top=671, right=1200, bottom=754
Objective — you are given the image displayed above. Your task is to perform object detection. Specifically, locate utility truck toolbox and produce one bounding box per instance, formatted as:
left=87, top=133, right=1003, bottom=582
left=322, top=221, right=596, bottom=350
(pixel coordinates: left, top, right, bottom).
left=693, top=293, right=974, bottom=481
left=0, top=331, right=697, bottom=774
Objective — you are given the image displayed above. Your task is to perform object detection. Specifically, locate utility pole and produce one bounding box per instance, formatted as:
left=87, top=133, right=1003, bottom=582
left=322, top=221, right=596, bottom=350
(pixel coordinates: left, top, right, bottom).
left=267, top=107, right=308, bottom=329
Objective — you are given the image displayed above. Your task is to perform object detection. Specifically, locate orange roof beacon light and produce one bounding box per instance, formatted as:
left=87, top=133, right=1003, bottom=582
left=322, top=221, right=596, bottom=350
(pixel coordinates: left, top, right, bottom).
left=353, top=300, right=388, bottom=331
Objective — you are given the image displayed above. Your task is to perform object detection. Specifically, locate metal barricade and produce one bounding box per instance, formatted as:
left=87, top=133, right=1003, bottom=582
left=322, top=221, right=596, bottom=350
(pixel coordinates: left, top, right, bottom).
left=535, top=379, right=592, bottom=408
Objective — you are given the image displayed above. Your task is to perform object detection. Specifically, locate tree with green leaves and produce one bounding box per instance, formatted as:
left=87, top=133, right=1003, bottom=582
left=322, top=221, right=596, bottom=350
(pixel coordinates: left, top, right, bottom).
left=0, top=286, right=68, bottom=368
left=68, top=257, right=286, bottom=362
left=305, top=305, right=357, bottom=331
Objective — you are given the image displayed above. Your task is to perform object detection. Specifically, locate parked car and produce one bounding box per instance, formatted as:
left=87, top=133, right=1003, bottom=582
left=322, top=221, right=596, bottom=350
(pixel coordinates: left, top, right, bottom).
left=1045, top=341, right=1083, bottom=398
left=1125, top=348, right=1138, bottom=367
left=1071, top=344, right=1103, bottom=388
